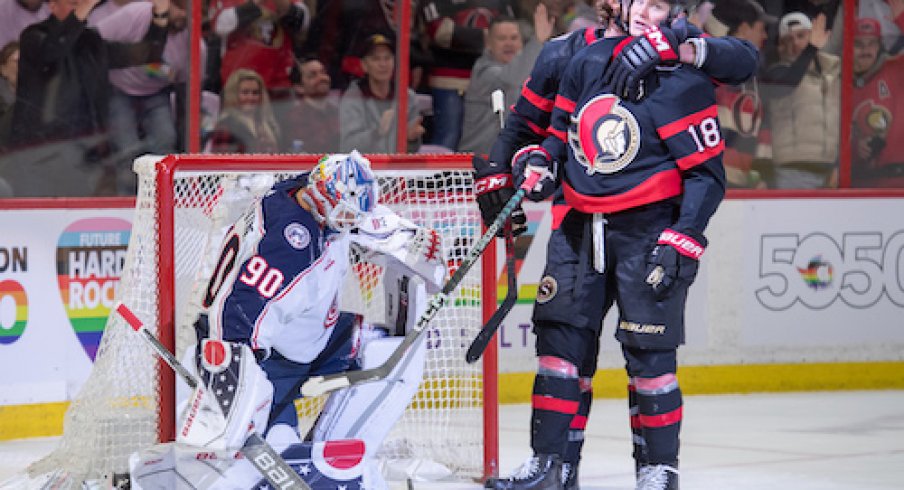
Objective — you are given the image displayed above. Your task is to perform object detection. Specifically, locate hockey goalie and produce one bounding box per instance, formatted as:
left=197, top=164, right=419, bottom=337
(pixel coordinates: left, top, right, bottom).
left=128, top=151, right=447, bottom=489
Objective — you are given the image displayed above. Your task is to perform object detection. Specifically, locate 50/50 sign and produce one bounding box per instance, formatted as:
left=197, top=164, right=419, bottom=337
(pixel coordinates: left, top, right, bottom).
left=756, top=231, right=904, bottom=310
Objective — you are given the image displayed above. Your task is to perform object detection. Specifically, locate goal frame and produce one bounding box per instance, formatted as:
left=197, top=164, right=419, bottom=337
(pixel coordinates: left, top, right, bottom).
left=151, top=153, right=500, bottom=479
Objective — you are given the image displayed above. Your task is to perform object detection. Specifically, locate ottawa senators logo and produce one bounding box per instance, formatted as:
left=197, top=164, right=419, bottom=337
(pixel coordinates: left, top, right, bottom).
left=568, top=94, right=640, bottom=175
left=853, top=100, right=892, bottom=139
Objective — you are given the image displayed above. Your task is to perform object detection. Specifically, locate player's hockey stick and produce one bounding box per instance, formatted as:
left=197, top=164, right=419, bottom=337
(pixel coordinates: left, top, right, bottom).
left=466, top=90, right=520, bottom=364
left=465, top=223, right=516, bottom=364
left=300, top=171, right=542, bottom=397
left=113, top=303, right=312, bottom=490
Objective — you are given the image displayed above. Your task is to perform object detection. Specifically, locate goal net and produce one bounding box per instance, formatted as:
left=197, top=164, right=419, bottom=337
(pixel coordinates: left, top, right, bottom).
left=24, top=153, right=498, bottom=486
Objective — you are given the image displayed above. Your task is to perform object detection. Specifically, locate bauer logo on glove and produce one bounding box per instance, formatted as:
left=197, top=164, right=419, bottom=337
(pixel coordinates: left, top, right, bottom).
left=644, top=228, right=706, bottom=299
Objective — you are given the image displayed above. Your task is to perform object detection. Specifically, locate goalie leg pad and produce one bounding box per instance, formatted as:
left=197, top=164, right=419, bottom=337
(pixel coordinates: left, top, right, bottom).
left=130, top=440, right=370, bottom=490
left=129, top=442, right=244, bottom=490
left=177, top=340, right=273, bottom=450
left=312, top=334, right=427, bottom=446
left=313, top=273, right=429, bottom=449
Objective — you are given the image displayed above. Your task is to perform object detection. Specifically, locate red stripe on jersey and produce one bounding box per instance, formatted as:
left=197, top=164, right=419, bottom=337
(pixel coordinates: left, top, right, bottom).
left=525, top=118, right=549, bottom=138
left=676, top=140, right=724, bottom=170
left=570, top=415, right=588, bottom=430
left=554, top=94, right=577, bottom=114
left=509, top=107, right=549, bottom=138
left=532, top=395, right=580, bottom=414
left=638, top=406, right=683, bottom=428
left=584, top=27, right=600, bottom=45
left=656, top=105, right=720, bottom=140
left=563, top=169, right=682, bottom=213
left=551, top=204, right=571, bottom=229
left=549, top=126, right=567, bottom=143
left=521, top=79, right=554, bottom=112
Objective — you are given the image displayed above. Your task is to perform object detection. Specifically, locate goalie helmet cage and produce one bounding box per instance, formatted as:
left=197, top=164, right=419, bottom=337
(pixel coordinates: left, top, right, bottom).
left=26, top=153, right=500, bottom=485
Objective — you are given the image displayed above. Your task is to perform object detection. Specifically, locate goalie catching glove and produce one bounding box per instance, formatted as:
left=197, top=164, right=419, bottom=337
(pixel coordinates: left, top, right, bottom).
left=511, top=145, right=558, bottom=202
left=645, top=228, right=706, bottom=300
left=472, top=155, right=527, bottom=236
left=604, top=23, right=682, bottom=101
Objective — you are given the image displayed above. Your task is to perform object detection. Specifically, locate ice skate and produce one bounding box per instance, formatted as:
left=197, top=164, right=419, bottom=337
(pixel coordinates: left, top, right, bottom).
left=561, top=462, right=579, bottom=490
left=484, top=454, right=564, bottom=489
left=636, top=463, right=679, bottom=490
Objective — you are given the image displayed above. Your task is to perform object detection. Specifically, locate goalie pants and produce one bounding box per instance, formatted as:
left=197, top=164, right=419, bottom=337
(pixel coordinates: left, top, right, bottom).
left=529, top=202, right=686, bottom=466
left=261, top=312, right=360, bottom=431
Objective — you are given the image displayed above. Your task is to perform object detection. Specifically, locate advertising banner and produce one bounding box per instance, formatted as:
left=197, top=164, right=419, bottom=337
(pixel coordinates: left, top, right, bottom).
left=0, top=208, right=132, bottom=405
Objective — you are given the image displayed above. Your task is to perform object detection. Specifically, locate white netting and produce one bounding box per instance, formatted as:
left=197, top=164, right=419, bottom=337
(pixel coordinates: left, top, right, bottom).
left=25, top=155, right=488, bottom=485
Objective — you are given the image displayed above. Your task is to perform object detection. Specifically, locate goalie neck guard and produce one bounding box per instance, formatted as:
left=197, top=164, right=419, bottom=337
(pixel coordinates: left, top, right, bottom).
left=302, top=150, right=378, bottom=232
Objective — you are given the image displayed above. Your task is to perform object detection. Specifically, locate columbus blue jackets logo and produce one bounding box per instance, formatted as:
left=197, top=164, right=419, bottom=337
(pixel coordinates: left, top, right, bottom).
left=284, top=223, right=311, bottom=250
left=568, top=94, right=640, bottom=175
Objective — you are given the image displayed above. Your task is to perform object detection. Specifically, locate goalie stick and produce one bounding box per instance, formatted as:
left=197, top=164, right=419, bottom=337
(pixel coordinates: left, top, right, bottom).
left=300, top=171, right=542, bottom=397
left=113, top=303, right=312, bottom=490
left=466, top=89, right=519, bottom=364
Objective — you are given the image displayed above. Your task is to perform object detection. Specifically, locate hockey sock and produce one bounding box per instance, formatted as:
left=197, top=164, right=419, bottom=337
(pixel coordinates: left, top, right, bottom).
left=530, top=356, right=580, bottom=456
left=564, top=376, right=592, bottom=467
left=634, top=373, right=682, bottom=464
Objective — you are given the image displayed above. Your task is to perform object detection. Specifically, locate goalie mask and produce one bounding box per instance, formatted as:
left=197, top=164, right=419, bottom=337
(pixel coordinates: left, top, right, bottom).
left=302, top=151, right=378, bottom=232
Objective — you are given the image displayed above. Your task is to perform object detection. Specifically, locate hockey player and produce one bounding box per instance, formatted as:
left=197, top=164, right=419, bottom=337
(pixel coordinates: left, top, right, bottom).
left=480, top=0, right=758, bottom=487
left=475, top=0, right=757, bottom=488
left=129, top=151, right=447, bottom=489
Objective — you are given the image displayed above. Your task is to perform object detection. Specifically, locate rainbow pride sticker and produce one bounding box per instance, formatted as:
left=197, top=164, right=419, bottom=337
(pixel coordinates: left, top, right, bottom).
left=57, top=218, right=131, bottom=361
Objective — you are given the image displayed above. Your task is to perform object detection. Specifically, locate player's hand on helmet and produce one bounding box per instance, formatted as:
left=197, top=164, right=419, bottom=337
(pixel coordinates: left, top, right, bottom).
left=512, top=145, right=558, bottom=202
left=604, top=24, right=681, bottom=101
left=472, top=155, right=527, bottom=236
left=644, top=228, right=706, bottom=299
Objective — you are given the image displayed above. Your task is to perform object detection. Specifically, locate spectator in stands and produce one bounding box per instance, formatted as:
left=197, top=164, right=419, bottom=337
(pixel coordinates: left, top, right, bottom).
left=859, top=0, right=904, bottom=54
left=279, top=55, right=339, bottom=153
left=207, top=68, right=280, bottom=153
left=708, top=0, right=773, bottom=188
left=761, top=11, right=840, bottom=188
left=209, top=0, right=310, bottom=102
left=208, top=68, right=281, bottom=153
left=339, top=33, right=425, bottom=153
left=95, top=0, right=198, bottom=194
left=689, top=0, right=715, bottom=30
left=0, top=42, right=18, bottom=151
left=852, top=17, right=904, bottom=187
left=0, top=0, right=50, bottom=49
left=301, top=0, right=432, bottom=92
left=419, top=0, right=516, bottom=151
left=459, top=9, right=551, bottom=155
left=3, top=0, right=108, bottom=197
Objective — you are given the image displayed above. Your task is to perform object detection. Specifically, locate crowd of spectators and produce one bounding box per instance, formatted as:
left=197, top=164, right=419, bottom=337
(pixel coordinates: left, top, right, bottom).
left=0, top=0, right=901, bottom=197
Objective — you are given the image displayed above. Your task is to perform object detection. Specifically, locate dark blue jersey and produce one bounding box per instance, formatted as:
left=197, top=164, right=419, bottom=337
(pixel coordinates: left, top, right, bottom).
left=207, top=174, right=355, bottom=363
left=544, top=36, right=728, bottom=234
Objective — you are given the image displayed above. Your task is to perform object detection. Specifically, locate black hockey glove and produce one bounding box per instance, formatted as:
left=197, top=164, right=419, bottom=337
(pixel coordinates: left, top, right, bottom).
left=604, top=24, right=681, bottom=101
left=512, top=145, right=558, bottom=202
left=472, top=155, right=527, bottom=236
left=645, top=228, right=707, bottom=299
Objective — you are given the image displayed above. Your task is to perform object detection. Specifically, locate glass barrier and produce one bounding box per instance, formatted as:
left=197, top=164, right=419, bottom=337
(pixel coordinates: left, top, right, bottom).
left=1, top=0, right=903, bottom=197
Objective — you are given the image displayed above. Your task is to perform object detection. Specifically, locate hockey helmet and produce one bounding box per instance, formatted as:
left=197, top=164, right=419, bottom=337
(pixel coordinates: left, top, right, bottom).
left=303, top=150, right=378, bottom=232
left=620, top=0, right=689, bottom=31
